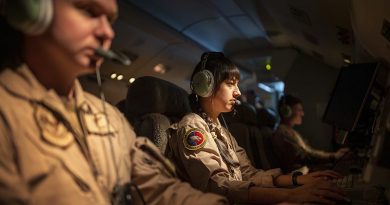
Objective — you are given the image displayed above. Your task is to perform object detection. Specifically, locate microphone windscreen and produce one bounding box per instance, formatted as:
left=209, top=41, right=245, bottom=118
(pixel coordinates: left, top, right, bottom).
left=235, top=99, right=241, bottom=105
left=95, top=48, right=131, bottom=66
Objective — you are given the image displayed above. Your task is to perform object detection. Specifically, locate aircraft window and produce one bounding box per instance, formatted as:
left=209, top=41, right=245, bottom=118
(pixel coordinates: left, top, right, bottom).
left=257, top=81, right=284, bottom=111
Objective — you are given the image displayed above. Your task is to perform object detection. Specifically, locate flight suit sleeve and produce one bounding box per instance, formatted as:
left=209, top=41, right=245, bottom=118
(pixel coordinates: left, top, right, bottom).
left=0, top=113, right=29, bottom=205
left=271, top=129, right=302, bottom=172
left=130, top=137, right=228, bottom=205
left=291, top=132, right=333, bottom=160
left=175, top=120, right=253, bottom=203
left=230, top=132, right=282, bottom=187
left=277, top=129, right=332, bottom=163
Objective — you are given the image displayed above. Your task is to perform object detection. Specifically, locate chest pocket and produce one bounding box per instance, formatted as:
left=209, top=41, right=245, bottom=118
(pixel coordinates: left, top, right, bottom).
left=81, top=111, right=121, bottom=180
left=82, top=108, right=116, bottom=136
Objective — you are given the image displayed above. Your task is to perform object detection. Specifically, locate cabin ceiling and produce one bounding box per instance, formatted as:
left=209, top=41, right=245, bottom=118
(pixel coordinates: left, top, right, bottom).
left=86, top=0, right=389, bottom=104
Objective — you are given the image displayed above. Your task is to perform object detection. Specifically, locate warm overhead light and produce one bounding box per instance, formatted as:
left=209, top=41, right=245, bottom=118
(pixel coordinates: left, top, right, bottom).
left=341, top=53, right=352, bottom=64
left=344, top=58, right=351, bottom=64
left=129, top=78, right=135, bottom=83
left=117, top=75, right=123, bottom=80
left=153, top=63, right=168, bottom=74
left=110, top=73, right=117, bottom=79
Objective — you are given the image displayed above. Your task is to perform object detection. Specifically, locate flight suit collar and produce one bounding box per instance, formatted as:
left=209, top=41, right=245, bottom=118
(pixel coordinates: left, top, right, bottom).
left=0, top=65, right=117, bottom=138
left=0, top=65, right=106, bottom=195
left=0, top=65, right=53, bottom=102
left=198, top=112, right=222, bottom=135
left=200, top=113, right=241, bottom=170
left=0, top=65, right=86, bottom=107
left=0, top=65, right=93, bottom=119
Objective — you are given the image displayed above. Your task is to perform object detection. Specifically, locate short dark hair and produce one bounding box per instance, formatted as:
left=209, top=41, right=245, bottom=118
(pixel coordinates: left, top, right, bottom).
left=189, top=52, right=240, bottom=112
left=0, top=16, right=23, bottom=70
left=278, top=94, right=302, bottom=117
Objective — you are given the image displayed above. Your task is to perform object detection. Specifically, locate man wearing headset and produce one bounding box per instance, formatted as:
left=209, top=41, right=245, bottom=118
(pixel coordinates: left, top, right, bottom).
left=272, top=94, right=350, bottom=173
left=0, top=0, right=228, bottom=204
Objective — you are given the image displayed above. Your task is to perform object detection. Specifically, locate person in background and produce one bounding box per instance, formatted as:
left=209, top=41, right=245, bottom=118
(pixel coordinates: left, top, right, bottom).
left=243, top=89, right=264, bottom=110
left=272, top=94, right=350, bottom=173
left=167, top=52, right=348, bottom=204
left=0, top=0, right=227, bottom=204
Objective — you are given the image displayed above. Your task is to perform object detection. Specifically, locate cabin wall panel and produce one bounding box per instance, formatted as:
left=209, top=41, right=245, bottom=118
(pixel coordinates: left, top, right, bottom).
left=284, top=54, right=339, bottom=151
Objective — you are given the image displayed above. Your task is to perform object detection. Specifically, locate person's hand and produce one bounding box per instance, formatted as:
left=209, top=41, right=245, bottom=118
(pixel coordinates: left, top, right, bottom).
left=287, top=179, right=347, bottom=204
left=334, top=147, right=350, bottom=160
left=298, top=170, right=343, bottom=184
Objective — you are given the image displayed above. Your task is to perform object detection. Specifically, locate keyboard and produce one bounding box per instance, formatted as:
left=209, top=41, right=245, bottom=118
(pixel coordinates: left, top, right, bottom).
left=330, top=174, right=386, bottom=204
left=331, top=152, right=367, bottom=175
left=332, top=174, right=360, bottom=189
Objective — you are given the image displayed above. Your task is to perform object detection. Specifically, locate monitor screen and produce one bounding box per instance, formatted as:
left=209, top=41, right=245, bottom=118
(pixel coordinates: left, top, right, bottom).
left=323, top=63, right=379, bottom=131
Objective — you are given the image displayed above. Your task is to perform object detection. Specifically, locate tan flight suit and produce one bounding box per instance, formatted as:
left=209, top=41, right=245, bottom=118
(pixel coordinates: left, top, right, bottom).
left=272, top=124, right=334, bottom=173
left=0, top=66, right=228, bottom=205
left=167, top=113, right=282, bottom=204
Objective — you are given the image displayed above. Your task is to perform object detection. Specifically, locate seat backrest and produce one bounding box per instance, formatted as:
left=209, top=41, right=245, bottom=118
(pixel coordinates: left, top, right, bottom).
left=257, top=107, right=278, bottom=130
left=223, top=102, right=282, bottom=170
left=124, top=76, right=191, bottom=153
left=115, top=99, right=126, bottom=114
left=256, top=108, right=280, bottom=169
left=253, top=126, right=282, bottom=170
left=223, top=103, right=263, bottom=168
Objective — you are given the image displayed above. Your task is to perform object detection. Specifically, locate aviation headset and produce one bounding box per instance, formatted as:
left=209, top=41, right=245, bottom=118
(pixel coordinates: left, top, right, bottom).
left=279, top=95, right=293, bottom=118
left=3, top=0, right=53, bottom=35
left=191, top=52, right=225, bottom=98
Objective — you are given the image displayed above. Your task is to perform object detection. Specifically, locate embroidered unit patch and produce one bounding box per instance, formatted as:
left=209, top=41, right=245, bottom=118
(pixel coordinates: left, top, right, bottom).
left=183, top=128, right=207, bottom=150
left=35, top=106, right=74, bottom=148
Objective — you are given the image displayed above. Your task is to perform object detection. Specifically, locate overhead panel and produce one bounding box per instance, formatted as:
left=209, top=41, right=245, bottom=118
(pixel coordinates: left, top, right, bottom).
left=258, top=0, right=354, bottom=68
left=352, top=0, right=390, bottom=65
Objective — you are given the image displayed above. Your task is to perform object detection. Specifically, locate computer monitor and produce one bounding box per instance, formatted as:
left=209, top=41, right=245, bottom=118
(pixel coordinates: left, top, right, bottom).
left=322, top=63, right=380, bottom=131
left=363, top=129, right=390, bottom=188
left=363, top=87, right=390, bottom=189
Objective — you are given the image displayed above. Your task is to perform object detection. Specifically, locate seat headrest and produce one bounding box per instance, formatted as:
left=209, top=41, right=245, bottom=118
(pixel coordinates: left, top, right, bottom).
left=257, top=108, right=277, bottom=129
left=125, top=76, right=190, bottom=121
left=223, top=102, right=258, bottom=126
left=116, top=99, right=126, bottom=114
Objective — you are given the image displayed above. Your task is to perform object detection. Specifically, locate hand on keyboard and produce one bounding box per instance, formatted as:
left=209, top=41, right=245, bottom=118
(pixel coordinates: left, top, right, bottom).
left=335, top=147, right=351, bottom=160
left=331, top=175, right=354, bottom=189
left=288, top=179, right=349, bottom=204
left=312, top=170, right=343, bottom=179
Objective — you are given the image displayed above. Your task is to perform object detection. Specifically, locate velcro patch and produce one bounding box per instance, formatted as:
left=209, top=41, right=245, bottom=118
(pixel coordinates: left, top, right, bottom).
left=183, top=128, right=207, bottom=150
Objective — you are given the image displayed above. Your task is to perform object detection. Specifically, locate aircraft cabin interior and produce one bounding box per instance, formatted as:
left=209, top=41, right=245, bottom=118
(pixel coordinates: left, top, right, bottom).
left=78, top=0, right=390, bottom=204
left=1, top=0, right=389, bottom=204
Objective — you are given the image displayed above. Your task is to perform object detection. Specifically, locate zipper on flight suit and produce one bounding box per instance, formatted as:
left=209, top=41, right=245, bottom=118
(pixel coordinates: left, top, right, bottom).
left=75, top=108, right=99, bottom=178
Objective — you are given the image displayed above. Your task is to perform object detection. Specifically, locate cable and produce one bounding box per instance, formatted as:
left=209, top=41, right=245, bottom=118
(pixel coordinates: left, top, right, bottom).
left=95, top=68, right=120, bottom=184
left=220, top=113, right=229, bottom=131
left=95, top=68, right=147, bottom=205
left=130, top=182, right=146, bottom=205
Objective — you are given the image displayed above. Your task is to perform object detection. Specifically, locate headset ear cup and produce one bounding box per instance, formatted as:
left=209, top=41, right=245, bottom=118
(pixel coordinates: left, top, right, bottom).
left=191, top=70, right=214, bottom=97
left=280, top=104, right=292, bottom=118
left=5, top=0, right=53, bottom=35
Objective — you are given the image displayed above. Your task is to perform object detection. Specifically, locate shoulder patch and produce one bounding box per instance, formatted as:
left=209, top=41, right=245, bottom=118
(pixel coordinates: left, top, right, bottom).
left=183, top=128, right=207, bottom=150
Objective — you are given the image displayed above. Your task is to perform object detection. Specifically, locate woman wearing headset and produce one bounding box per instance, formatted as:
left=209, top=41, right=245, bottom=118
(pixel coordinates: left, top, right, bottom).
left=0, top=1, right=228, bottom=205
left=167, top=52, right=348, bottom=204
left=272, top=95, right=350, bottom=173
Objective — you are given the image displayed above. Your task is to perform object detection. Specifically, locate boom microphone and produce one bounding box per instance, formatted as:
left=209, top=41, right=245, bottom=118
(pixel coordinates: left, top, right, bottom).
left=95, top=47, right=131, bottom=66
